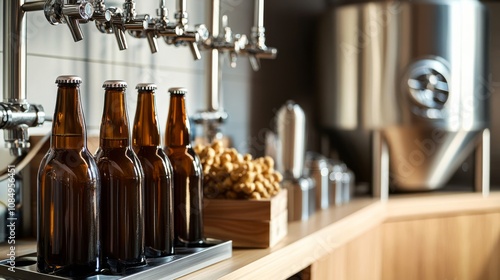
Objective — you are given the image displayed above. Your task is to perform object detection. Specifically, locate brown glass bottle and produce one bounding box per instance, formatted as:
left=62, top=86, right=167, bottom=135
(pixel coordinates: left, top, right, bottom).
left=164, top=87, right=204, bottom=246
left=37, top=75, right=100, bottom=277
left=132, top=83, right=174, bottom=257
left=95, top=80, right=146, bottom=272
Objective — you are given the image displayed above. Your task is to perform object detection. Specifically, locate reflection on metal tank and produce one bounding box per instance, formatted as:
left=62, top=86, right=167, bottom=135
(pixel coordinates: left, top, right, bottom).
left=319, top=0, right=490, bottom=192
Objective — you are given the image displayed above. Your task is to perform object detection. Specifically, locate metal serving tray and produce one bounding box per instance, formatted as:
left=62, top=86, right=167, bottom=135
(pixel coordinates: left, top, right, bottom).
left=0, top=239, right=231, bottom=280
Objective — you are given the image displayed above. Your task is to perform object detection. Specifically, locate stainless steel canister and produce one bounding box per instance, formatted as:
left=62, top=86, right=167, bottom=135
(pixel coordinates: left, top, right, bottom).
left=305, top=153, right=355, bottom=210
left=329, top=161, right=355, bottom=205
left=276, top=100, right=306, bottom=180
left=276, top=101, right=315, bottom=221
left=305, top=153, right=332, bottom=210
left=282, top=177, right=315, bottom=221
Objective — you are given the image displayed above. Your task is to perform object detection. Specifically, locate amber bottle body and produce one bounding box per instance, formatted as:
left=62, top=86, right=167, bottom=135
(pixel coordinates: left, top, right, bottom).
left=132, top=86, right=174, bottom=256
left=95, top=84, right=146, bottom=272
left=37, top=79, right=100, bottom=277
left=165, top=89, right=204, bottom=245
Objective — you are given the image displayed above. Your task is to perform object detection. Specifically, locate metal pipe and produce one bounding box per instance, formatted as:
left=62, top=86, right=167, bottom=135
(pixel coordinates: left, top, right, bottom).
left=208, top=50, right=221, bottom=112
left=123, top=0, right=136, bottom=20
left=175, top=0, right=188, bottom=26
left=206, top=0, right=221, bottom=112
left=475, top=128, right=490, bottom=197
left=254, top=0, right=264, bottom=29
left=159, top=0, right=167, bottom=16
left=178, top=0, right=186, bottom=15
left=3, top=0, right=27, bottom=103
left=21, top=1, right=45, bottom=12
left=372, top=130, right=389, bottom=201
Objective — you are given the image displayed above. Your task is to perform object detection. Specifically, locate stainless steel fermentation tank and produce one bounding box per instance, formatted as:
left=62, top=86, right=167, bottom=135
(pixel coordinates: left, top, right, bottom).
left=319, top=0, right=490, bottom=195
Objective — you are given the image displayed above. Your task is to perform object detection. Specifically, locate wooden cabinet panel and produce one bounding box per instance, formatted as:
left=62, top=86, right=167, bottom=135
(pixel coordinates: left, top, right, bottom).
left=311, top=226, right=382, bottom=280
left=381, top=213, right=500, bottom=280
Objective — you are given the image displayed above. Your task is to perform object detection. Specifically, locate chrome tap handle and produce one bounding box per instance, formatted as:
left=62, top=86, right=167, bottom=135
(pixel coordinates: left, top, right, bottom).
left=112, top=23, right=127, bottom=50
left=249, top=55, right=260, bottom=71
left=146, top=30, right=159, bottom=53
left=170, top=24, right=208, bottom=60
left=173, top=30, right=201, bottom=59
left=105, top=7, right=147, bottom=51
left=190, top=24, right=210, bottom=59
left=62, top=1, right=94, bottom=41
left=128, top=15, right=159, bottom=53
left=246, top=47, right=277, bottom=71
left=43, top=0, right=93, bottom=41
left=190, top=42, right=202, bottom=60
left=107, top=8, right=127, bottom=50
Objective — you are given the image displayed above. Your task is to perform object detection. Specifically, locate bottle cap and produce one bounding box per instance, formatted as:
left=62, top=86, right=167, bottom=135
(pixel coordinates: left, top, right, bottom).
left=168, top=87, right=187, bottom=95
left=136, top=83, right=157, bottom=91
left=102, top=80, right=127, bottom=89
left=55, top=75, right=82, bottom=84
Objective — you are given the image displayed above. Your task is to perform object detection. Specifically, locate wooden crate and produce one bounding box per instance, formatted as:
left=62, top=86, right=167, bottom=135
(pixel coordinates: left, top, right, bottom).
left=203, top=189, right=288, bottom=248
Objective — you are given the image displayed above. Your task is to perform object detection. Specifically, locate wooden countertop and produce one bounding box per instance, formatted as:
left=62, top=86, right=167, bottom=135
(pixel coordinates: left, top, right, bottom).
left=181, top=192, right=500, bottom=280
left=2, top=192, right=499, bottom=279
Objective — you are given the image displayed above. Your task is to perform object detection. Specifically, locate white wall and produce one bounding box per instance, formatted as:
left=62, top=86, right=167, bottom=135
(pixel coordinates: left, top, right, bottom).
left=0, top=0, right=254, bottom=155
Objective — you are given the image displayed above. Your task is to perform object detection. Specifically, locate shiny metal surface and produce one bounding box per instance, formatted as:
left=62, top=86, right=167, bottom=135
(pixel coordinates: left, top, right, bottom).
left=283, top=177, right=315, bottom=221
left=475, top=128, right=490, bottom=196
left=21, top=0, right=45, bottom=12
left=43, top=0, right=94, bottom=42
left=305, top=154, right=331, bottom=209
left=304, top=153, right=355, bottom=209
left=2, top=0, right=46, bottom=156
left=3, top=0, right=27, bottom=104
left=193, top=0, right=277, bottom=142
left=276, top=101, right=306, bottom=180
left=0, top=103, right=45, bottom=129
left=0, top=239, right=232, bottom=280
left=319, top=0, right=489, bottom=191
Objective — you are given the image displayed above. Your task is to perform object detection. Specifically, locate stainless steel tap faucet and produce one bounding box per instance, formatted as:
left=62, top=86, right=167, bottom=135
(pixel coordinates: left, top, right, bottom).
left=1, top=0, right=278, bottom=155
left=193, top=0, right=278, bottom=142
left=244, top=0, right=277, bottom=71
left=44, top=0, right=94, bottom=42
left=2, top=0, right=47, bottom=156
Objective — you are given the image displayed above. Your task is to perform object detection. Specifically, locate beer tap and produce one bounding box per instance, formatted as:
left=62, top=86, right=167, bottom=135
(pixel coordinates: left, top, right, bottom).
left=127, top=1, right=164, bottom=53
left=122, top=0, right=148, bottom=33
left=92, top=0, right=112, bottom=33
left=153, top=0, right=177, bottom=48
left=44, top=0, right=94, bottom=42
left=241, top=0, right=277, bottom=71
left=104, top=0, right=147, bottom=50
left=211, top=15, right=248, bottom=68
left=167, top=0, right=208, bottom=60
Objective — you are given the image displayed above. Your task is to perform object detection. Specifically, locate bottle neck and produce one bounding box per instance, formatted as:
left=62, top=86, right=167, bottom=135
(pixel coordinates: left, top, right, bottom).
left=165, top=94, right=191, bottom=148
left=51, top=84, right=86, bottom=150
left=133, top=91, right=161, bottom=147
left=100, top=88, right=130, bottom=149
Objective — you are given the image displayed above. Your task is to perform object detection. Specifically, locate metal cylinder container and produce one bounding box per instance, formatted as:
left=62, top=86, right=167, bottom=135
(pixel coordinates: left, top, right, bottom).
left=319, top=0, right=490, bottom=191
left=276, top=101, right=307, bottom=180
